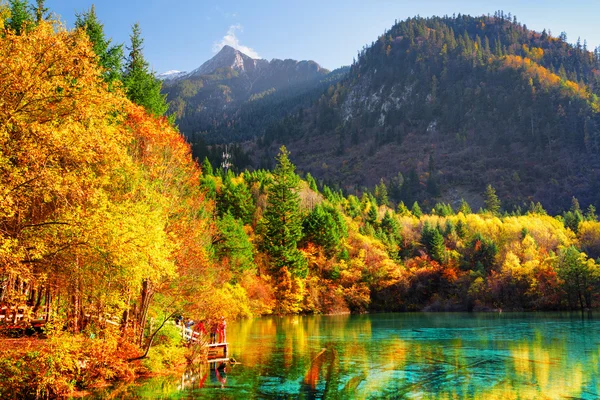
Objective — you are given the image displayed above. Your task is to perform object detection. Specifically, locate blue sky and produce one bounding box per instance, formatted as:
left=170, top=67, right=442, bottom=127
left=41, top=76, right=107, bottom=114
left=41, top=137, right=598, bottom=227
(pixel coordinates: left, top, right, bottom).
left=46, top=0, right=600, bottom=74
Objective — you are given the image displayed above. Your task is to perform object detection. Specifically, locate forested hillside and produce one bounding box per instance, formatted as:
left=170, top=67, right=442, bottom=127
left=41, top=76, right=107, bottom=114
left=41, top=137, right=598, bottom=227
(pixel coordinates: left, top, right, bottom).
left=227, top=12, right=600, bottom=213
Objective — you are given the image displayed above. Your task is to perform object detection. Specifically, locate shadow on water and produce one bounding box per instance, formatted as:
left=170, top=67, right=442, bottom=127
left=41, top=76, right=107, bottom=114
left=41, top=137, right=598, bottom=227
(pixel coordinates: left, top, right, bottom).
left=82, top=312, right=600, bottom=399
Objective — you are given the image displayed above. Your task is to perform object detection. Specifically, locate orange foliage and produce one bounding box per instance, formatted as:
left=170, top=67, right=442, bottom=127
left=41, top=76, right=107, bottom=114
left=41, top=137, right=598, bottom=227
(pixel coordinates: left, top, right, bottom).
left=0, top=21, right=218, bottom=337
left=501, top=55, right=596, bottom=108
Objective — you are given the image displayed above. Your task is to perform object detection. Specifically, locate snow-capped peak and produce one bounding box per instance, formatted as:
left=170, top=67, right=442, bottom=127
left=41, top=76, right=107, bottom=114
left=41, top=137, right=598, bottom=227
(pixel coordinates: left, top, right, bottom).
left=157, top=70, right=188, bottom=81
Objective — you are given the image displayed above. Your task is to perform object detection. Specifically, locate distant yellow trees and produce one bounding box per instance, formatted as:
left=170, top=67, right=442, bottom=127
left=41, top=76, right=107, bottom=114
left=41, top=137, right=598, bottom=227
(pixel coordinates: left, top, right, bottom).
left=502, top=54, right=597, bottom=107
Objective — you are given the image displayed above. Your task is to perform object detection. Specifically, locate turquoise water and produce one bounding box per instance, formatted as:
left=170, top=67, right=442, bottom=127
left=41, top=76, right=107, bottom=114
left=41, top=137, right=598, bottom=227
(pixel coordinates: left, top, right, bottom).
left=95, top=313, right=600, bottom=399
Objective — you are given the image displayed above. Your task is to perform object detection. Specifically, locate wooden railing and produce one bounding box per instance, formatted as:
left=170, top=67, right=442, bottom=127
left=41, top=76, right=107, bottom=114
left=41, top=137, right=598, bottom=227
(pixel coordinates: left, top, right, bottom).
left=0, top=306, right=34, bottom=325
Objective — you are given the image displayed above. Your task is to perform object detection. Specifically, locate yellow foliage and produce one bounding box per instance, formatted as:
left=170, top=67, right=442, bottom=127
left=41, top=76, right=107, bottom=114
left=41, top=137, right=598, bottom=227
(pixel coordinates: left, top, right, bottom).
left=0, top=2, right=9, bottom=31
left=0, top=21, right=216, bottom=339
left=522, top=44, right=544, bottom=62
left=502, top=251, right=536, bottom=280
left=578, top=220, right=600, bottom=257
left=502, top=55, right=596, bottom=107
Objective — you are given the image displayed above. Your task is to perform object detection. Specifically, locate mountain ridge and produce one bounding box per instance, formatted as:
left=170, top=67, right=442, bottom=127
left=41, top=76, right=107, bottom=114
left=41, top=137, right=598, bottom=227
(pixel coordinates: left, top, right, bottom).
left=159, top=45, right=328, bottom=82
left=161, top=45, right=335, bottom=142
left=230, top=13, right=600, bottom=213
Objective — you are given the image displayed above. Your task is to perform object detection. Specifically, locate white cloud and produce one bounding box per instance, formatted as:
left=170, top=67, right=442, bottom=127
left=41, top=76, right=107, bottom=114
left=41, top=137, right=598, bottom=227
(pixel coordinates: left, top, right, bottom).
left=213, top=25, right=260, bottom=59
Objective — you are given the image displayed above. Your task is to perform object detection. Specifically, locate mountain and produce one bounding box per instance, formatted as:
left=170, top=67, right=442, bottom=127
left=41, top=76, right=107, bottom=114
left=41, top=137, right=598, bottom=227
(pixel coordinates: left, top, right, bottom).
left=241, top=13, right=600, bottom=213
left=162, top=46, right=335, bottom=144
left=187, top=45, right=269, bottom=77
left=157, top=70, right=188, bottom=81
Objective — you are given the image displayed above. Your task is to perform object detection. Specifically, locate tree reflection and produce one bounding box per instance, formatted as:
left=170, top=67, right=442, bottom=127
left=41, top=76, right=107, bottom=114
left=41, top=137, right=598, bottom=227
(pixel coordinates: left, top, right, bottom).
left=124, top=313, right=600, bottom=399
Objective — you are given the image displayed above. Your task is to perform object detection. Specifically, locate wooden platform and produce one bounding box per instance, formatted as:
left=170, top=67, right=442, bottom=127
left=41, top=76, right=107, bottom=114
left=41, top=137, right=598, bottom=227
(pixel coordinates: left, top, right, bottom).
left=207, top=342, right=228, bottom=363
left=178, top=325, right=229, bottom=363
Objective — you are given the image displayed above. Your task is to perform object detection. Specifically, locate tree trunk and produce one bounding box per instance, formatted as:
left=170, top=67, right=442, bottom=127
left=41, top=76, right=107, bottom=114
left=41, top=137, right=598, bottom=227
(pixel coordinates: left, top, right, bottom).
left=32, top=286, right=43, bottom=315
left=121, top=291, right=131, bottom=333
left=45, top=287, right=51, bottom=321
left=71, top=291, right=79, bottom=333
left=129, top=310, right=178, bottom=362
left=137, top=279, right=153, bottom=346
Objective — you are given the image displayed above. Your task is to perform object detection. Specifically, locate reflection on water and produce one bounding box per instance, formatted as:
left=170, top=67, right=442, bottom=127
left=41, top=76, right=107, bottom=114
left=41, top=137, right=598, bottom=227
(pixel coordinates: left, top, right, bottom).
left=94, top=313, right=600, bottom=399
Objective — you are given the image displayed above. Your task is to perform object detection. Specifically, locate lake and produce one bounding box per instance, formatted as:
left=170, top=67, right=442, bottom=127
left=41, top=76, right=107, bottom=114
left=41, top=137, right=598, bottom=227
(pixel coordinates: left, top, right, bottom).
left=91, top=312, right=600, bottom=399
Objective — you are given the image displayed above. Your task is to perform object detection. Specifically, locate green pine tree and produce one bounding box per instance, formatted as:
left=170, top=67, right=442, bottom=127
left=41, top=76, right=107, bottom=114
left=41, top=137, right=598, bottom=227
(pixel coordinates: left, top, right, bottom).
left=217, top=175, right=255, bottom=225
left=528, top=201, right=547, bottom=215
left=458, top=198, right=472, bottom=215
left=215, top=213, right=255, bottom=279
left=429, top=229, right=446, bottom=263
left=586, top=204, right=597, bottom=221
left=484, top=184, right=501, bottom=215
left=381, top=211, right=402, bottom=245
left=303, top=204, right=345, bottom=256
left=463, top=233, right=498, bottom=273
left=75, top=5, right=123, bottom=86
left=397, top=201, right=410, bottom=216
left=7, top=0, right=33, bottom=35
left=411, top=201, right=423, bottom=218
left=322, top=185, right=335, bottom=202
left=374, top=178, right=389, bottom=206
left=305, top=172, right=318, bottom=192
left=122, top=23, right=169, bottom=116
left=570, top=196, right=581, bottom=213
left=34, top=0, right=47, bottom=23
left=366, top=202, right=378, bottom=225
left=456, top=219, right=467, bottom=238
left=201, top=157, right=213, bottom=176
left=421, top=222, right=446, bottom=263
left=262, top=146, right=307, bottom=278
left=555, top=246, right=598, bottom=311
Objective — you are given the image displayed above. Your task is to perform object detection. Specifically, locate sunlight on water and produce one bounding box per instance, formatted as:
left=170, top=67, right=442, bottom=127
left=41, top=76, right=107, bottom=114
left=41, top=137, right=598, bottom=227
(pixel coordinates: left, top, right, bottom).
left=94, top=312, right=600, bottom=399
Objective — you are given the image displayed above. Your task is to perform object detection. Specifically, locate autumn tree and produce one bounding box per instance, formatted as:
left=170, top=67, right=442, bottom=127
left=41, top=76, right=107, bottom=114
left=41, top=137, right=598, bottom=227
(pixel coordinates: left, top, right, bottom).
left=0, top=21, right=156, bottom=335
left=0, top=20, right=217, bottom=350
left=578, top=220, right=600, bottom=259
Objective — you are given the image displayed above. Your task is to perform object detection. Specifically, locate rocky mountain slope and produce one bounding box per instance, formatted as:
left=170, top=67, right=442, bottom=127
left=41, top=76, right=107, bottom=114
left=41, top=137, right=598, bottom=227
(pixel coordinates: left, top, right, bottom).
left=161, top=45, right=333, bottom=141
